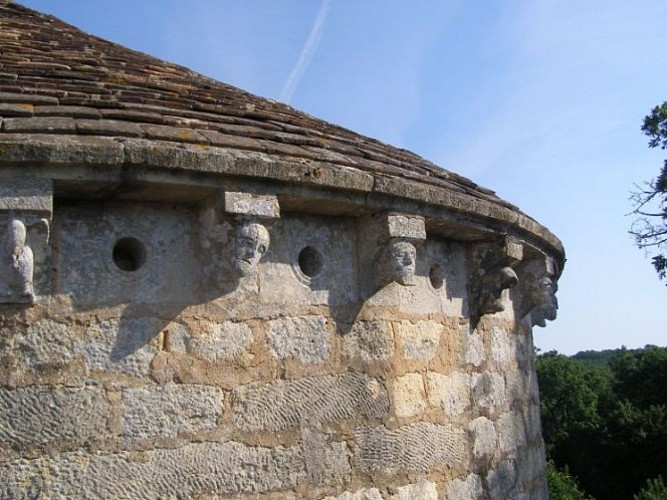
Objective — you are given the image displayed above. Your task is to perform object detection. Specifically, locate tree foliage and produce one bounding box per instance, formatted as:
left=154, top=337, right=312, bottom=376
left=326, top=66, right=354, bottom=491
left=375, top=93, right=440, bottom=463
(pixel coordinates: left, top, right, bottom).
left=631, top=101, right=667, bottom=283
left=633, top=476, right=667, bottom=500
left=546, top=460, right=594, bottom=500
left=537, top=346, right=667, bottom=499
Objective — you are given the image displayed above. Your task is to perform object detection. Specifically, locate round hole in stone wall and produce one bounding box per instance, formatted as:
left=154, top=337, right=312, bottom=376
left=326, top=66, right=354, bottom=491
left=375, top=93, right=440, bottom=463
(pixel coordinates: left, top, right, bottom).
left=298, top=246, right=323, bottom=278
left=112, top=237, right=146, bottom=272
left=429, top=263, right=444, bottom=289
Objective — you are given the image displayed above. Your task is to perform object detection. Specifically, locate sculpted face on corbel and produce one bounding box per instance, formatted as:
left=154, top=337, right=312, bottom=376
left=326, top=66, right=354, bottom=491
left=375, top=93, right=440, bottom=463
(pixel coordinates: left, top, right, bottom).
left=388, top=238, right=417, bottom=286
left=527, top=275, right=559, bottom=327
left=517, top=257, right=560, bottom=328
left=472, top=237, right=523, bottom=320
left=231, top=221, right=270, bottom=277
left=2, top=217, right=35, bottom=303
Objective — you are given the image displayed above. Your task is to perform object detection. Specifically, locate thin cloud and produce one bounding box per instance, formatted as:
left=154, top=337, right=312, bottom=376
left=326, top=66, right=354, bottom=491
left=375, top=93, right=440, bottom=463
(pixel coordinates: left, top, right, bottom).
left=280, top=0, right=331, bottom=104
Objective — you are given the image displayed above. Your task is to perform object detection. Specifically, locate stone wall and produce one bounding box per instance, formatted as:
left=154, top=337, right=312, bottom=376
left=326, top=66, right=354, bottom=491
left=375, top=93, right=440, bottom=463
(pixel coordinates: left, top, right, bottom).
left=0, top=187, right=554, bottom=498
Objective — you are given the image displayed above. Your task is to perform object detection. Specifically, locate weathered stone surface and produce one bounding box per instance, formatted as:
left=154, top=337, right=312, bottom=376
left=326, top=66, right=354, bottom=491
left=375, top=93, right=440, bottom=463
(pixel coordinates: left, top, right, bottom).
left=8, top=318, right=74, bottom=367
left=343, top=320, right=394, bottom=361
left=322, top=488, right=383, bottom=500
left=122, top=384, right=223, bottom=440
left=355, top=422, right=466, bottom=471
left=56, top=203, right=199, bottom=305
left=224, top=191, right=280, bottom=218
left=0, top=177, right=52, bottom=212
left=487, top=459, right=519, bottom=499
left=76, top=317, right=159, bottom=377
left=396, top=320, right=441, bottom=360
left=2, top=116, right=76, bottom=134
left=426, top=371, right=471, bottom=416
left=446, top=473, right=484, bottom=499
left=471, top=372, right=507, bottom=410
left=191, top=321, right=252, bottom=361
left=0, top=441, right=332, bottom=497
left=259, top=216, right=358, bottom=306
left=490, top=326, right=512, bottom=367
left=232, top=373, right=389, bottom=431
left=462, top=328, right=485, bottom=366
left=470, top=416, right=497, bottom=459
left=386, top=214, right=426, bottom=240
left=393, top=478, right=438, bottom=500
left=266, top=316, right=331, bottom=363
left=496, top=410, right=527, bottom=455
left=0, top=386, right=109, bottom=445
left=393, top=373, right=427, bottom=418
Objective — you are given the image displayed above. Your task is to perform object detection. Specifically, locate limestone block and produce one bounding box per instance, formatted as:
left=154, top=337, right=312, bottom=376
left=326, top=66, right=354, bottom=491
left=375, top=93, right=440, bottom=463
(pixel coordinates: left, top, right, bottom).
left=471, top=372, right=507, bottom=410
left=462, top=327, right=485, bottom=367
left=0, top=441, right=327, bottom=497
left=343, top=320, right=394, bottom=361
left=259, top=215, right=357, bottom=306
left=223, top=191, right=280, bottom=218
left=393, top=373, right=427, bottom=418
left=232, top=373, right=389, bottom=431
left=516, top=445, right=547, bottom=489
left=10, top=318, right=74, bottom=367
left=425, top=371, right=471, bottom=417
left=386, top=214, right=426, bottom=240
left=470, top=416, right=497, bottom=459
left=490, top=326, right=511, bottom=367
left=446, top=473, right=484, bottom=499
left=486, top=459, right=519, bottom=499
left=56, top=203, right=199, bottom=305
left=392, top=478, right=438, bottom=500
left=322, top=489, right=384, bottom=500
left=355, top=422, right=465, bottom=472
left=496, top=410, right=527, bottom=455
left=76, top=317, right=159, bottom=377
left=0, top=386, right=109, bottom=445
left=266, top=315, right=330, bottom=363
left=122, top=384, right=223, bottom=440
left=191, top=321, right=252, bottom=361
left=301, top=424, right=352, bottom=486
left=0, top=177, right=52, bottom=213
left=396, top=320, right=442, bottom=360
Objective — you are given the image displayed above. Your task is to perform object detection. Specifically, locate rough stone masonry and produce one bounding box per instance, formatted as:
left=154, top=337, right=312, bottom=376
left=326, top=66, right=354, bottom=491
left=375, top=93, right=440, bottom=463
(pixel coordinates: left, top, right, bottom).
left=0, top=2, right=564, bottom=498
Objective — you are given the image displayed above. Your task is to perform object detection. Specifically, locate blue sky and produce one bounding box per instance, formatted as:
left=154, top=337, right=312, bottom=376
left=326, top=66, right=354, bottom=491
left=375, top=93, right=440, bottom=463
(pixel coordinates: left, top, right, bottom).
left=20, top=0, right=667, bottom=354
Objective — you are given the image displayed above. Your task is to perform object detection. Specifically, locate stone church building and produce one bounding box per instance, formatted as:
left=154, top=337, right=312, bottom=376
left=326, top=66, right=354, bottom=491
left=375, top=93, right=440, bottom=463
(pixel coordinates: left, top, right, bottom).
left=0, top=2, right=563, bottom=498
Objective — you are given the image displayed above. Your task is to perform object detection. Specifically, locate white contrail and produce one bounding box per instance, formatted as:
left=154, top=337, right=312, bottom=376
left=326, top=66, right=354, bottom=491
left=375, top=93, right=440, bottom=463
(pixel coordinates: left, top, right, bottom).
left=280, top=0, right=331, bottom=104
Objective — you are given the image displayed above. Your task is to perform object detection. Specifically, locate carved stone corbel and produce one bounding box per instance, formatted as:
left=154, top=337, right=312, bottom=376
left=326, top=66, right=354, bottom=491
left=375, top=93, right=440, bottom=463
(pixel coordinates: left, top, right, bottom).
left=0, top=178, right=52, bottom=306
left=200, top=191, right=280, bottom=295
left=358, top=213, right=426, bottom=296
left=470, top=236, right=523, bottom=323
left=223, top=191, right=279, bottom=278
left=516, top=255, right=559, bottom=328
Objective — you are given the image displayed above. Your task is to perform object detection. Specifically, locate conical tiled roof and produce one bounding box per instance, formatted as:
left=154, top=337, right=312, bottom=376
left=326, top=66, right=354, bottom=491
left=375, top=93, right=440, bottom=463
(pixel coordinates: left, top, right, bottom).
left=0, top=1, right=563, bottom=258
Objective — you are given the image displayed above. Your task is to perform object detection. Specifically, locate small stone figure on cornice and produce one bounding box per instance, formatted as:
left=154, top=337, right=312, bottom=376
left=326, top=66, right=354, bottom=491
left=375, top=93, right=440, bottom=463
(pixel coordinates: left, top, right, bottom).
left=231, top=221, right=270, bottom=277
left=2, top=218, right=34, bottom=303
left=388, top=238, right=417, bottom=286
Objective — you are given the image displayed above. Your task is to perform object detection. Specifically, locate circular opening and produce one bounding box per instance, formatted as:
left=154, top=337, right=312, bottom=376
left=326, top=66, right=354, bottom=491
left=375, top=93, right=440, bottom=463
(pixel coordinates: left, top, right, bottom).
left=298, top=246, right=323, bottom=278
left=112, top=237, right=146, bottom=272
left=429, top=263, right=444, bottom=289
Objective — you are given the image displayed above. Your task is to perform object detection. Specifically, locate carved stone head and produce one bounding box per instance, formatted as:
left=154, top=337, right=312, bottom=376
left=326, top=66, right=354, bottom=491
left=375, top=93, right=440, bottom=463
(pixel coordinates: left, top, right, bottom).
left=6, top=218, right=26, bottom=257
left=480, top=266, right=518, bottom=315
left=529, top=276, right=558, bottom=327
left=232, top=221, right=270, bottom=276
left=388, top=238, right=417, bottom=286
